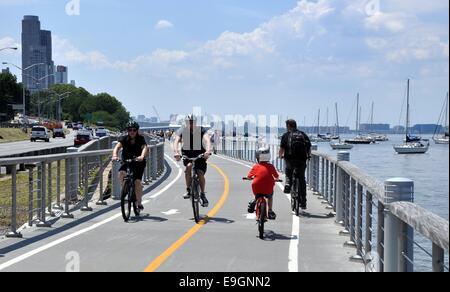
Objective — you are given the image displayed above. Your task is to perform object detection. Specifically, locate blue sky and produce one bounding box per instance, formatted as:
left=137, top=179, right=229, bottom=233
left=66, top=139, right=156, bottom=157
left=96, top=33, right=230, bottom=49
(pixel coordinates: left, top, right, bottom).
left=0, top=0, right=449, bottom=127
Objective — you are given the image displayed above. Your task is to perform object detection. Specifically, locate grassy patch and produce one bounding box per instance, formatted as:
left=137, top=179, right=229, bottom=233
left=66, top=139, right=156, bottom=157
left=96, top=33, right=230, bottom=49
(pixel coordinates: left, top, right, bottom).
left=0, top=128, right=29, bottom=143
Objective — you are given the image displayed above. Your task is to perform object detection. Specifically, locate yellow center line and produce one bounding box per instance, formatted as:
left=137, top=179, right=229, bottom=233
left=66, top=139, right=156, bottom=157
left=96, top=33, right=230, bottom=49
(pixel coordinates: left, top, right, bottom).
left=144, top=163, right=230, bottom=272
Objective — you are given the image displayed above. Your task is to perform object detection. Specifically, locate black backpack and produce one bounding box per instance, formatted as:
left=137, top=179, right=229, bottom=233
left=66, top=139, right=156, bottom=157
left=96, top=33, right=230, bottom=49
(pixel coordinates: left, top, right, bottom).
left=287, top=131, right=308, bottom=159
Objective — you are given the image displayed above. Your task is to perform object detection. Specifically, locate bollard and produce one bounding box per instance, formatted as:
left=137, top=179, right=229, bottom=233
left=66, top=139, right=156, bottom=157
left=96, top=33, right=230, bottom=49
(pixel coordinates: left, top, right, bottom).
left=111, top=141, right=121, bottom=200
left=335, top=151, right=350, bottom=225
left=383, top=178, right=414, bottom=273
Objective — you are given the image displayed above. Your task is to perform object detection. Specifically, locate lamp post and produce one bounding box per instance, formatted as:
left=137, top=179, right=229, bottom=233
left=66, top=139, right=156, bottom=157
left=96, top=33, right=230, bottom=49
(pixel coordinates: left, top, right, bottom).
left=48, top=91, right=71, bottom=122
left=1, top=62, right=45, bottom=117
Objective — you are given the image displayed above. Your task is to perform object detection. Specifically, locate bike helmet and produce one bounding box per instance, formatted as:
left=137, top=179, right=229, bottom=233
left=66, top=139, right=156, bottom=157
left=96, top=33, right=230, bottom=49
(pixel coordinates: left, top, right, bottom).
left=185, top=114, right=198, bottom=122
left=256, top=147, right=271, bottom=162
left=126, top=121, right=140, bottom=130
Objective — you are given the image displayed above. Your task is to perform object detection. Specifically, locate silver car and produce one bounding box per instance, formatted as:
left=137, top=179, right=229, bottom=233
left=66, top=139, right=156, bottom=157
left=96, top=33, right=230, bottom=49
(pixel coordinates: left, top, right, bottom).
left=31, top=126, right=50, bottom=142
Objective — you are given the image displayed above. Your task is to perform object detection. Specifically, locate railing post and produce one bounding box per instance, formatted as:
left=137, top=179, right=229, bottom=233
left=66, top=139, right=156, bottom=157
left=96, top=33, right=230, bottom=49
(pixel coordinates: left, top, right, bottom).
left=111, top=141, right=121, bottom=200
left=62, top=158, right=74, bottom=219
left=383, top=178, right=414, bottom=273
left=336, top=151, right=350, bottom=225
left=432, top=244, right=445, bottom=272
left=81, top=157, right=93, bottom=212
left=96, top=155, right=107, bottom=206
left=26, top=164, right=36, bottom=226
left=67, top=147, right=79, bottom=201
left=6, top=165, right=22, bottom=238
left=37, top=162, right=51, bottom=227
left=55, top=160, right=63, bottom=210
left=151, top=141, right=158, bottom=181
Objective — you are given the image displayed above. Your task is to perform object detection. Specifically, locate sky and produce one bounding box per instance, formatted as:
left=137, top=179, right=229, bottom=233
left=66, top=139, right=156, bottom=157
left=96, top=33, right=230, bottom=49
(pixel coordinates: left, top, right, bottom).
left=0, top=0, right=449, bottom=128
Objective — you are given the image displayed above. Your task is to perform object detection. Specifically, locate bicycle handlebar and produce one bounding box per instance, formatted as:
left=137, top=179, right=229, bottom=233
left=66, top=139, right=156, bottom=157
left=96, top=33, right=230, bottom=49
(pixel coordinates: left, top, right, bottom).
left=243, top=177, right=283, bottom=183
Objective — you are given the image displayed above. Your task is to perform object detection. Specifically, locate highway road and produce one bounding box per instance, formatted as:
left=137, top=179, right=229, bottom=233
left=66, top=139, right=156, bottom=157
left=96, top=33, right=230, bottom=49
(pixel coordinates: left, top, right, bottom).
left=0, top=132, right=76, bottom=158
left=0, top=148, right=364, bottom=272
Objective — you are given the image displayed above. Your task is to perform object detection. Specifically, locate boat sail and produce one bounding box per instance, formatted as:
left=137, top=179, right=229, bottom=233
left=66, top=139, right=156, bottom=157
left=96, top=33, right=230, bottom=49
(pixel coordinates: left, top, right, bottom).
left=394, top=79, right=429, bottom=154
left=433, top=93, right=449, bottom=145
left=331, top=103, right=353, bottom=150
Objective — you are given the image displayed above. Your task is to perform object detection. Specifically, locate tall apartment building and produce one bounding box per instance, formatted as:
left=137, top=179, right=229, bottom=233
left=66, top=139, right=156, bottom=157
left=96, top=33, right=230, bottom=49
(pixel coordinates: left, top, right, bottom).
left=22, top=15, right=55, bottom=92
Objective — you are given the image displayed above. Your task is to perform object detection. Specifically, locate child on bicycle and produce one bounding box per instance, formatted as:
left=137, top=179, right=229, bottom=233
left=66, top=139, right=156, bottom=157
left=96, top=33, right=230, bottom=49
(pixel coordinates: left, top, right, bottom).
left=246, top=147, right=280, bottom=220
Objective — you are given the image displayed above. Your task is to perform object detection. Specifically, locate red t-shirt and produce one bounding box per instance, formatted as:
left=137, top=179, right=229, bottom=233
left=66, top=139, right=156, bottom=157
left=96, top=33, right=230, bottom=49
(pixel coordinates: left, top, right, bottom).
left=247, top=163, right=280, bottom=196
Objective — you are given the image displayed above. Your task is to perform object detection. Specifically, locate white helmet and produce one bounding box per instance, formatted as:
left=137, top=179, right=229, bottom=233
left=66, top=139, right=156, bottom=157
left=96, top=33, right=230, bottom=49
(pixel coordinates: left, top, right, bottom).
left=256, top=147, right=271, bottom=162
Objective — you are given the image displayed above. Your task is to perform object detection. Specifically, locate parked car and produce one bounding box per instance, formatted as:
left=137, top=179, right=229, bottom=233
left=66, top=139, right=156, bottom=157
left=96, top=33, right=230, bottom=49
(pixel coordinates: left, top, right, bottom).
left=66, top=122, right=73, bottom=129
left=74, top=131, right=93, bottom=146
left=53, top=128, right=66, bottom=139
left=31, top=126, right=50, bottom=142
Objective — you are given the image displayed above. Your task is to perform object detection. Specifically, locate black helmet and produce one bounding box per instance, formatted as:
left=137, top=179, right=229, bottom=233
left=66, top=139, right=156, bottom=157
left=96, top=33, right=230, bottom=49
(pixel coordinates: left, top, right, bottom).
left=126, top=121, right=140, bottom=130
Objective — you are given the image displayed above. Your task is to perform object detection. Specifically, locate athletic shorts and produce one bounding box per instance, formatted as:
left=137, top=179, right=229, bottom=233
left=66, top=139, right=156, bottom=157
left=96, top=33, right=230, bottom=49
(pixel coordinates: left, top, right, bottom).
left=183, top=157, right=208, bottom=174
left=119, top=160, right=146, bottom=181
left=255, top=194, right=273, bottom=200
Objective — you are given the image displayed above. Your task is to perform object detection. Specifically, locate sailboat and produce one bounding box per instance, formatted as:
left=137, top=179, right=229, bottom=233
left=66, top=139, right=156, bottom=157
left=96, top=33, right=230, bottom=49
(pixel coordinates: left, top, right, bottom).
left=312, top=109, right=330, bottom=142
left=394, top=79, right=429, bottom=154
left=367, top=102, right=389, bottom=142
left=433, top=93, right=449, bottom=145
left=345, top=94, right=374, bottom=145
left=331, top=103, right=353, bottom=150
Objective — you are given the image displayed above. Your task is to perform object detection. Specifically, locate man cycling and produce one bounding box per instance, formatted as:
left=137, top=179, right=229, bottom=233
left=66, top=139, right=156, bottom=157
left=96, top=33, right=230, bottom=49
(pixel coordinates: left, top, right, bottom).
left=173, top=115, right=212, bottom=207
left=112, top=121, right=149, bottom=211
left=279, top=119, right=311, bottom=210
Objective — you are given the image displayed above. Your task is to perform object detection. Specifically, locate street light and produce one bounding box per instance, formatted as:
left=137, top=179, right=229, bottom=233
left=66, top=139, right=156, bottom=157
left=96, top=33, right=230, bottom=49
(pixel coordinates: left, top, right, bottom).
left=48, top=91, right=71, bottom=122
left=1, top=62, right=45, bottom=117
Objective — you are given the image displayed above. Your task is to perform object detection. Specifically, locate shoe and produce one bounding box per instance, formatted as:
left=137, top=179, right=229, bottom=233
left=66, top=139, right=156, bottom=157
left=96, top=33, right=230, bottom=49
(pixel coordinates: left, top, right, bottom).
left=183, top=188, right=191, bottom=199
left=138, top=204, right=144, bottom=211
left=300, top=204, right=307, bottom=210
left=200, top=193, right=209, bottom=207
left=284, top=185, right=291, bottom=194
left=248, top=200, right=256, bottom=213
left=268, top=210, right=277, bottom=220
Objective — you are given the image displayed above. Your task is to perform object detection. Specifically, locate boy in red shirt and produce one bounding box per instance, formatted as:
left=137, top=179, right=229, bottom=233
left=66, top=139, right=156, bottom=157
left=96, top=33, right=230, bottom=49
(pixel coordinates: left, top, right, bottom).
left=246, top=147, right=280, bottom=220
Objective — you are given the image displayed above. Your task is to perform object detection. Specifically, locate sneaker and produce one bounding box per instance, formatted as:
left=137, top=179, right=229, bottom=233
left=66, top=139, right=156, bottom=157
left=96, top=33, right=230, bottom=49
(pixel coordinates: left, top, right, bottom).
left=183, top=188, right=191, bottom=199
left=247, top=200, right=256, bottom=213
left=138, top=204, right=144, bottom=211
left=284, top=185, right=291, bottom=194
left=300, top=203, right=307, bottom=210
left=200, top=193, right=209, bottom=208
left=268, top=210, right=277, bottom=220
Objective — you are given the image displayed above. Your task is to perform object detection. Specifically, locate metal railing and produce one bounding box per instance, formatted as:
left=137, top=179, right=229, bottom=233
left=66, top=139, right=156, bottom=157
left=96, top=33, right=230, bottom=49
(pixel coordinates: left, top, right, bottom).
left=217, top=136, right=449, bottom=272
left=0, top=135, right=166, bottom=238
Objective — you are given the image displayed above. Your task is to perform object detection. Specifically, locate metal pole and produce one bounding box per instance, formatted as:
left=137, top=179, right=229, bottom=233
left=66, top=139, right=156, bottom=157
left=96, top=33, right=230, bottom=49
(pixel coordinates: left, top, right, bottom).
left=62, top=158, right=74, bottom=219
left=37, top=162, right=51, bottom=227
left=432, top=244, right=445, bottom=272
left=336, top=151, right=350, bottom=224
left=383, top=178, right=414, bottom=272
left=81, top=157, right=93, bottom=211
left=6, top=166, right=22, bottom=238
left=111, top=141, right=121, bottom=200
left=55, top=160, right=63, bottom=210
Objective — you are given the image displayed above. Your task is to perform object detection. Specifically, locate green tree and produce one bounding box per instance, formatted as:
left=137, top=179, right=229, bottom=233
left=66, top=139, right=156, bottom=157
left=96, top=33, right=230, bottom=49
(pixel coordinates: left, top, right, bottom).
left=0, top=72, right=24, bottom=122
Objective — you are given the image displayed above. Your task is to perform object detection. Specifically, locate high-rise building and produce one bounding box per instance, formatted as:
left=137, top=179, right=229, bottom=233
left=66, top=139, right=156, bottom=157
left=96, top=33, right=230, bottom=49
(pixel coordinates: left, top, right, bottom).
left=1, top=67, right=10, bottom=74
left=22, top=15, right=55, bottom=92
left=55, top=65, right=68, bottom=84
left=70, top=80, right=76, bottom=87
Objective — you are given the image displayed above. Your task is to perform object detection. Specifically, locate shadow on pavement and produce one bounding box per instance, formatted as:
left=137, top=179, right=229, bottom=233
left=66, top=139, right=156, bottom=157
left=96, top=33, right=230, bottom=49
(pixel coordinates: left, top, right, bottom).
left=129, top=214, right=168, bottom=223
left=0, top=160, right=172, bottom=257
left=262, top=230, right=298, bottom=241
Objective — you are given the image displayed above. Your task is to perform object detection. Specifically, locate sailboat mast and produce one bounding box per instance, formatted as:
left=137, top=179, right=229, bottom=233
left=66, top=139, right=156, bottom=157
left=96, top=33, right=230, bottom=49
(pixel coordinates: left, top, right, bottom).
left=335, top=103, right=340, bottom=142
left=445, top=92, right=449, bottom=132
left=356, top=93, right=360, bottom=134
left=406, top=79, right=410, bottom=138
left=326, top=107, right=329, bottom=134
left=318, top=109, right=321, bottom=135
left=371, top=102, right=374, bottom=133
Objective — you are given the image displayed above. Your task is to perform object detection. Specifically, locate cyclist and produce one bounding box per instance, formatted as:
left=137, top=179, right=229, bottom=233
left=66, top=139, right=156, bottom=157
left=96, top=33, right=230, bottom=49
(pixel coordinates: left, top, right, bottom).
left=173, top=115, right=212, bottom=207
left=112, top=121, right=149, bottom=211
left=279, top=119, right=311, bottom=210
left=246, top=147, right=280, bottom=220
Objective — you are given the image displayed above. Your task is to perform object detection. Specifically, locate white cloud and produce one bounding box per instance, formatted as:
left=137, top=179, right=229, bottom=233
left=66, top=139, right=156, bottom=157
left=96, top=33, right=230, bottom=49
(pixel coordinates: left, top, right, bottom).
left=155, top=20, right=174, bottom=30
left=0, top=36, right=21, bottom=53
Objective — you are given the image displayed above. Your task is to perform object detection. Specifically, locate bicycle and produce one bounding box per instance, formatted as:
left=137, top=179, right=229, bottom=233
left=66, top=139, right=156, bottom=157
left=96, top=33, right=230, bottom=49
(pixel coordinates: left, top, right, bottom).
left=243, top=177, right=282, bottom=240
left=117, top=158, right=141, bottom=222
left=183, top=154, right=205, bottom=224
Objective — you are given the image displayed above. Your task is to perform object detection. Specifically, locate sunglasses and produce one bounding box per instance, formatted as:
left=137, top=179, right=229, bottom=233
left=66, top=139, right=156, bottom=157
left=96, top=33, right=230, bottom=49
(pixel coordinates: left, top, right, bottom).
left=128, top=128, right=138, bottom=133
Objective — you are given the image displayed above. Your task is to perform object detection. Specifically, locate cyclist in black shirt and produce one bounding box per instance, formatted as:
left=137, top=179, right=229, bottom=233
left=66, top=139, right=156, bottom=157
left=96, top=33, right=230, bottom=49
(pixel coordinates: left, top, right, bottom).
left=112, top=121, right=149, bottom=211
left=173, top=115, right=212, bottom=207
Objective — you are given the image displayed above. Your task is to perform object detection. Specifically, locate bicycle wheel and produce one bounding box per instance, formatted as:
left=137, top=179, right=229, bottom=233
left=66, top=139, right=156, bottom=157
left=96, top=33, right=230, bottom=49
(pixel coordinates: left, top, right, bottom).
left=258, top=202, right=266, bottom=239
left=121, top=181, right=132, bottom=222
left=191, top=179, right=201, bottom=223
left=294, top=178, right=301, bottom=216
